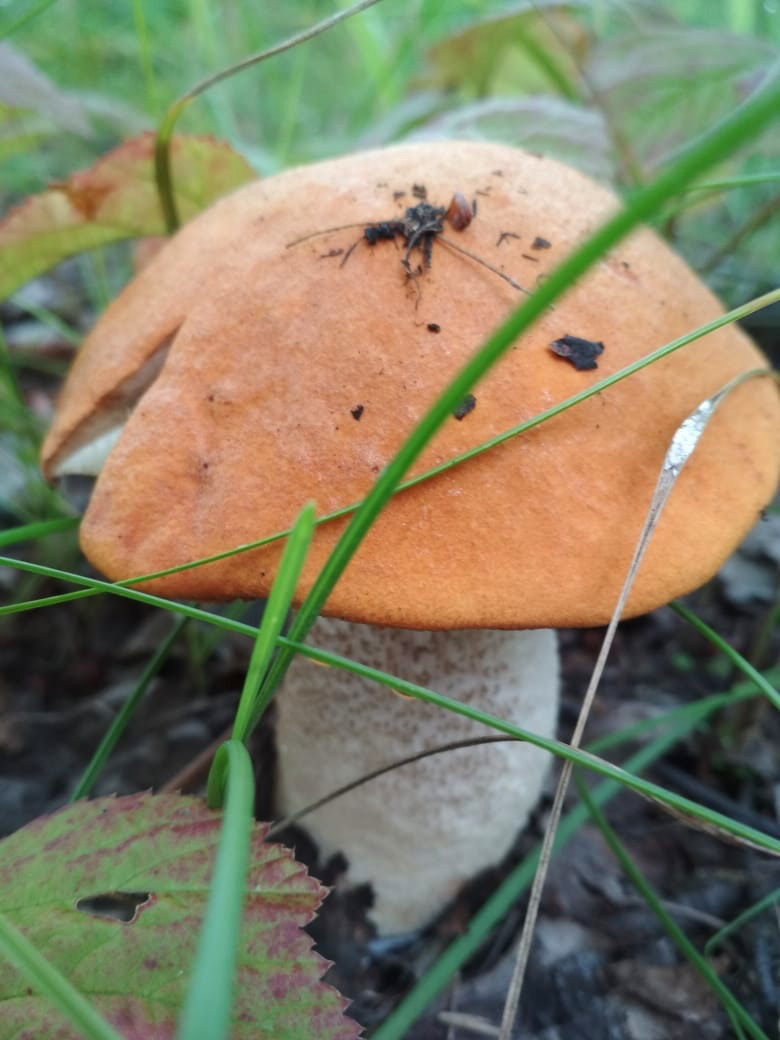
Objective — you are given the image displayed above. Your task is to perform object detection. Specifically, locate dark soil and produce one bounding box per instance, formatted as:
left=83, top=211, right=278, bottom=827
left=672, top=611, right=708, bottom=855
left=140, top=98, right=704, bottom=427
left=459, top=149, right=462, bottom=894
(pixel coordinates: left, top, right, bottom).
left=2, top=273, right=780, bottom=1039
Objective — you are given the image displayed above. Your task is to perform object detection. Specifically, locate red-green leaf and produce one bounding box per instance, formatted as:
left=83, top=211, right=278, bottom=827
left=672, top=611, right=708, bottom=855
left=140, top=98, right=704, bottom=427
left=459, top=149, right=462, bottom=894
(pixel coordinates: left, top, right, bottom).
left=0, top=793, right=360, bottom=1040
left=0, top=132, right=255, bottom=300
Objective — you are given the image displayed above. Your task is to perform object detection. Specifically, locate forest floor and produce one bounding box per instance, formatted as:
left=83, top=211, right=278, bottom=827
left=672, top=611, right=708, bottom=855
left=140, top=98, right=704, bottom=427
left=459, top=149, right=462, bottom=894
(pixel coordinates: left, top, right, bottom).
left=2, top=267, right=779, bottom=1039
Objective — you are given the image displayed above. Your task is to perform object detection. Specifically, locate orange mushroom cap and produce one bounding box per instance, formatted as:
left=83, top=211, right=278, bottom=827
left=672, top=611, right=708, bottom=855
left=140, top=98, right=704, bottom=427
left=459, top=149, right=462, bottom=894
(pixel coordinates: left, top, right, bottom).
left=42, top=141, right=780, bottom=628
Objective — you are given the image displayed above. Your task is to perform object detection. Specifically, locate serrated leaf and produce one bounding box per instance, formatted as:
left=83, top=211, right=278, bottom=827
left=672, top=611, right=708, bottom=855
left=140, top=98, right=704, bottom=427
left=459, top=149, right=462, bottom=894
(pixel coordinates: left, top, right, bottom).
left=0, top=793, right=361, bottom=1040
left=0, top=132, right=255, bottom=300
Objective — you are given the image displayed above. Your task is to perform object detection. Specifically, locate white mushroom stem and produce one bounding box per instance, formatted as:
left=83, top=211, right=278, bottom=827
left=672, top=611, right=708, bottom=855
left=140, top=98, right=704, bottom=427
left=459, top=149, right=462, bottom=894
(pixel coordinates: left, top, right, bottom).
left=275, top=617, right=559, bottom=934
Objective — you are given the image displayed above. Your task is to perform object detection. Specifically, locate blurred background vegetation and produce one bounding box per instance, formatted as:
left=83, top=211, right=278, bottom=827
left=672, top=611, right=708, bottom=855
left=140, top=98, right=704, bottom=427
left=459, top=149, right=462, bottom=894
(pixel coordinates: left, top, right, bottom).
left=1, top=0, right=778, bottom=520
left=1, top=8, right=779, bottom=1033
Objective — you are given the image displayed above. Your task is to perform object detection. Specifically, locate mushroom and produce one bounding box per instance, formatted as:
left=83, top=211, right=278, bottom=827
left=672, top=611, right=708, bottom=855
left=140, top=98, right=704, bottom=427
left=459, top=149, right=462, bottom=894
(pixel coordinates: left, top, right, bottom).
left=41, top=142, right=780, bottom=933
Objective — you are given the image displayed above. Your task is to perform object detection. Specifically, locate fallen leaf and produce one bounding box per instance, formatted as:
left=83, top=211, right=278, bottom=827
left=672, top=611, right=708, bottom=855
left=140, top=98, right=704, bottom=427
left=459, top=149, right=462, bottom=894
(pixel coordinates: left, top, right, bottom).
left=0, top=792, right=360, bottom=1039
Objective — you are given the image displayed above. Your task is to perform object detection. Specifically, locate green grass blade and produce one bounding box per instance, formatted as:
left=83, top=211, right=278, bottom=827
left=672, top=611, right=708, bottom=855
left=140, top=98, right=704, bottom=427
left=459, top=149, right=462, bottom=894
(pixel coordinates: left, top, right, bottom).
left=683, top=172, right=780, bottom=192
left=586, top=674, right=777, bottom=755
left=279, top=636, right=780, bottom=856
left=232, top=501, right=315, bottom=744
left=0, top=588, right=97, bottom=612
left=370, top=709, right=720, bottom=1040
left=131, top=0, right=159, bottom=117
left=256, top=71, right=780, bottom=716
left=12, top=301, right=81, bottom=346
left=2, top=288, right=775, bottom=618
left=0, top=517, right=78, bottom=548
left=1, top=550, right=778, bottom=851
left=0, top=0, right=59, bottom=40
left=705, top=886, right=780, bottom=957
left=0, top=553, right=264, bottom=632
left=70, top=617, right=188, bottom=802
left=273, top=671, right=774, bottom=835
left=0, top=911, right=123, bottom=1040
left=178, top=739, right=255, bottom=1040
left=576, top=776, right=770, bottom=1040
left=671, top=601, right=780, bottom=711
left=155, top=0, right=384, bottom=230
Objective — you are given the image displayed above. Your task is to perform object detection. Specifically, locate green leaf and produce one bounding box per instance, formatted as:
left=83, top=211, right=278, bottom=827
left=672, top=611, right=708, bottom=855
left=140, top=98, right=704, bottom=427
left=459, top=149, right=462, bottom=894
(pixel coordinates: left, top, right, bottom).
left=0, top=793, right=360, bottom=1040
left=590, top=26, right=777, bottom=169
left=419, top=96, right=613, bottom=181
left=426, top=2, right=588, bottom=100
left=0, top=914, right=122, bottom=1040
left=0, top=132, right=255, bottom=300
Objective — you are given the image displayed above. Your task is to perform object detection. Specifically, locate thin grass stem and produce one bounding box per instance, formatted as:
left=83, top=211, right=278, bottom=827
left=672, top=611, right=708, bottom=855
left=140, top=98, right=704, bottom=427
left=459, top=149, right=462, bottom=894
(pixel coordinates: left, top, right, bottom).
left=576, top=775, right=770, bottom=1040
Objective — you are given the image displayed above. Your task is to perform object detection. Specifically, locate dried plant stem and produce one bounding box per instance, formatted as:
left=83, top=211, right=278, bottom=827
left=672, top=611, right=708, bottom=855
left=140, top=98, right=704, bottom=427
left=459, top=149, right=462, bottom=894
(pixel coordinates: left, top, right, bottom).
left=155, top=0, right=383, bottom=231
left=267, top=736, right=516, bottom=837
left=497, top=368, right=771, bottom=1040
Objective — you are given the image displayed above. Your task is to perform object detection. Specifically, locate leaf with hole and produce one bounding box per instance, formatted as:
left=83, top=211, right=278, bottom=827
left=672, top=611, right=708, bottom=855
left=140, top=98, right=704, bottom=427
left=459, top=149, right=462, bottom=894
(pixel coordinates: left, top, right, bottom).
left=0, top=793, right=360, bottom=1039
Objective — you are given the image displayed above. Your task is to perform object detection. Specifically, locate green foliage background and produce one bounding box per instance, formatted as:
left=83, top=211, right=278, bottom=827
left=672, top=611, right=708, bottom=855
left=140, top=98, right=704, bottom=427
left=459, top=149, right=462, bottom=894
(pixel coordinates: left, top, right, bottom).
left=4, top=0, right=779, bottom=299
left=1, top=2, right=779, bottom=1037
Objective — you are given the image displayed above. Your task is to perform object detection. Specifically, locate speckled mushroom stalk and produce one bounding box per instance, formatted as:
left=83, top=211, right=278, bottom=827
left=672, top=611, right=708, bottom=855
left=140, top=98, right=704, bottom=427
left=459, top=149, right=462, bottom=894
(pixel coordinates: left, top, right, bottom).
left=41, top=141, right=780, bottom=936
left=276, top=620, right=558, bottom=933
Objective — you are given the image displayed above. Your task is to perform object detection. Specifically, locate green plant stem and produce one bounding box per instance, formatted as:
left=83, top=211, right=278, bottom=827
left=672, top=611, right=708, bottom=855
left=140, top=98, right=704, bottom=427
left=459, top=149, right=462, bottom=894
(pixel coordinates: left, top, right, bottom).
left=179, top=740, right=254, bottom=1040
left=70, top=617, right=187, bottom=801
left=705, top=887, right=780, bottom=956
left=371, top=709, right=719, bottom=1040
left=154, top=0, right=384, bottom=230
left=0, top=517, right=78, bottom=547
left=3, top=286, right=775, bottom=615
left=671, top=601, right=780, bottom=712
left=255, top=77, right=780, bottom=724
left=576, top=776, right=770, bottom=1040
